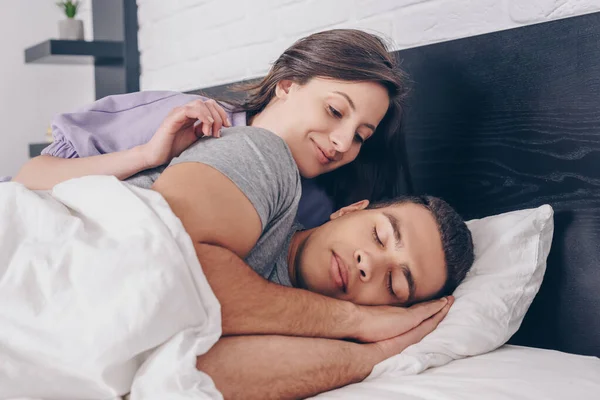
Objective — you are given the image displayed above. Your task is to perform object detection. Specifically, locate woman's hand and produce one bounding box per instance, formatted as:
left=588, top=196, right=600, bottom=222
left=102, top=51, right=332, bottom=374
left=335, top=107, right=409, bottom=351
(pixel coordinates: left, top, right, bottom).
left=140, top=98, right=232, bottom=168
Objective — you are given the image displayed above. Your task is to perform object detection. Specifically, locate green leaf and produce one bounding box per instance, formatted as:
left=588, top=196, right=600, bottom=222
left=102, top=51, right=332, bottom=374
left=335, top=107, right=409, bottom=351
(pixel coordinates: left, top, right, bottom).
left=56, top=0, right=80, bottom=18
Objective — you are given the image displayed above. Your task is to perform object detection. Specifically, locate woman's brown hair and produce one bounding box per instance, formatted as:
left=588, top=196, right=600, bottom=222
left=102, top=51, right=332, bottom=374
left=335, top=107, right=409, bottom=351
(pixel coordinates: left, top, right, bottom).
left=230, top=29, right=412, bottom=208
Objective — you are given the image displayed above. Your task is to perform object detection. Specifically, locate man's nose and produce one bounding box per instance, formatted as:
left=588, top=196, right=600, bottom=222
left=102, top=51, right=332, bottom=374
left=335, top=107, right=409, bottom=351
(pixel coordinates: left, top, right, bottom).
left=354, top=249, right=373, bottom=282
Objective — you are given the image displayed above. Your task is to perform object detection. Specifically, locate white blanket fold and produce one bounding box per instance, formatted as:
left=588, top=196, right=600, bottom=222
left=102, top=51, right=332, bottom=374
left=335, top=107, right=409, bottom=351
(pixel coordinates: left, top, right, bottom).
left=0, top=177, right=222, bottom=399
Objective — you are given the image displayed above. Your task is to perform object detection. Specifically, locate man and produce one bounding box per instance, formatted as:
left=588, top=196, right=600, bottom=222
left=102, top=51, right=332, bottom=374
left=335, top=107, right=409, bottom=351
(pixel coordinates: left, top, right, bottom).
left=191, top=194, right=473, bottom=399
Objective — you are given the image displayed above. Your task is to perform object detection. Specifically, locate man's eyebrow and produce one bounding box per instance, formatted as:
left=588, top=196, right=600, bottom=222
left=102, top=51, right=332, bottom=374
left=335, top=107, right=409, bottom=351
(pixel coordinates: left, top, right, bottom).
left=383, top=212, right=402, bottom=250
left=401, top=264, right=416, bottom=303
left=333, top=91, right=376, bottom=132
left=384, top=211, right=416, bottom=302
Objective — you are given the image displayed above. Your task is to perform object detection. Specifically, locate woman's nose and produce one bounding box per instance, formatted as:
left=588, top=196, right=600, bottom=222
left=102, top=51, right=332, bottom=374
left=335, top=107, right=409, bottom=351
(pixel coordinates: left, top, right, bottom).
left=329, top=126, right=354, bottom=153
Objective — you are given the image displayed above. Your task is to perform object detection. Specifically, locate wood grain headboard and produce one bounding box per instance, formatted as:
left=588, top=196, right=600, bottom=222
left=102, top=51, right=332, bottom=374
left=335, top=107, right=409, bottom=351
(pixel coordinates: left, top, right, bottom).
left=397, top=12, right=600, bottom=357
left=194, top=12, right=600, bottom=357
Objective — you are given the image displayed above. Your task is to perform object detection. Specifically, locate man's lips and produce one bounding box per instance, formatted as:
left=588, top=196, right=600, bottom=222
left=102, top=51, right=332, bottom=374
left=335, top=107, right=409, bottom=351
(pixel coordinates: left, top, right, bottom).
left=331, top=252, right=349, bottom=293
left=335, top=253, right=349, bottom=292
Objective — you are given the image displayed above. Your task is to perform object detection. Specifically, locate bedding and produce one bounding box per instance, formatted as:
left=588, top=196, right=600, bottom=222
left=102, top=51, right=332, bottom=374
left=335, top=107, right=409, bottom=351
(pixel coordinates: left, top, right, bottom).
left=0, top=177, right=556, bottom=399
left=313, top=345, right=600, bottom=399
left=0, top=173, right=582, bottom=400
left=0, top=176, right=222, bottom=399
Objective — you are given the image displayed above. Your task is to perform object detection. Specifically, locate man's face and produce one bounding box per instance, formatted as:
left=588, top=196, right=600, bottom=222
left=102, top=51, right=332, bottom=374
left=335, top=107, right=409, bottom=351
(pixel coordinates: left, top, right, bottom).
left=296, top=202, right=447, bottom=306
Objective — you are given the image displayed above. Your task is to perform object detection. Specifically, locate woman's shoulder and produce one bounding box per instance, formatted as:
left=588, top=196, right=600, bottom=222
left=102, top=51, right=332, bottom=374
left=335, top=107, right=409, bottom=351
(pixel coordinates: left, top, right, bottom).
left=171, top=125, right=300, bottom=197
left=168, top=125, right=301, bottom=231
left=181, top=126, right=297, bottom=174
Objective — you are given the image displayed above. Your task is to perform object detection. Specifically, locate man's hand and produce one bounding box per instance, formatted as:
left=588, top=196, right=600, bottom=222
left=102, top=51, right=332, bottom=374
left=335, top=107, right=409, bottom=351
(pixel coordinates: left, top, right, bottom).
left=355, top=296, right=452, bottom=343
left=366, top=296, right=454, bottom=363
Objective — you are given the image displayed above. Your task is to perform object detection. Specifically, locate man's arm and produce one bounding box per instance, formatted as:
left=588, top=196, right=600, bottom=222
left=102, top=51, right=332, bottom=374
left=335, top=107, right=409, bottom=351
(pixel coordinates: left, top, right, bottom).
left=196, top=242, right=450, bottom=340
left=197, top=299, right=453, bottom=400
left=195, top=242, right=358, bottom=338
left=198, top=335, right=373, bottom=400
left=153, top=162, right=449, bottom=341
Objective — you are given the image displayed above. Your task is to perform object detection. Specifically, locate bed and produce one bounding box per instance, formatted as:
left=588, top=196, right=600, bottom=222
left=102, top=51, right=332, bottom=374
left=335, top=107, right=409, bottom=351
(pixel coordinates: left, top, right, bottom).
left=313, top=345, right=600, bottom=400
left=198, top=11, right=600, bottom=399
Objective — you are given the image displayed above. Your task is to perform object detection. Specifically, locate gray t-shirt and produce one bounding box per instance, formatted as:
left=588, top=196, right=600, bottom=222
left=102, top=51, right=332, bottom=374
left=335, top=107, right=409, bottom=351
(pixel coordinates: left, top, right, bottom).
left=125, top=126, right=300, bottom=285
left=268, top=222, right=303, bottom=287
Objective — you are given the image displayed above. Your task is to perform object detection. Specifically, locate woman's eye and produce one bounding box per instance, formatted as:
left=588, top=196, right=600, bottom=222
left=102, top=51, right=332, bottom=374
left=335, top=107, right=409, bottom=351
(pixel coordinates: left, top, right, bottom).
left=372, top=226, right=384, bottom=247
left=328, top=105, right=342, bottom=119
left=354, top=133, right=364, bottom=144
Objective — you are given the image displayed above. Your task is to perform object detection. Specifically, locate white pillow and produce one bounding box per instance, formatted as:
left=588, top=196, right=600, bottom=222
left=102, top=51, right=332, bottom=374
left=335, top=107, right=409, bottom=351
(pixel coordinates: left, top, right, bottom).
left=367, top=204, right=555, bottom=379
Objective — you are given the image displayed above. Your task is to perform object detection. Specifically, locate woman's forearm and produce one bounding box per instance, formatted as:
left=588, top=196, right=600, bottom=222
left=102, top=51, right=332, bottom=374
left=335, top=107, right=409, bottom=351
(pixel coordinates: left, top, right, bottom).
left=13, top=146, right=150, bottom=190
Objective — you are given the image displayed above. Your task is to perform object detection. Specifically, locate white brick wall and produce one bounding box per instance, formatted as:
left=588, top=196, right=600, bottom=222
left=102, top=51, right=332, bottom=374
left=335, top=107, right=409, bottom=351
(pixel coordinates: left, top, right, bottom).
left=137, top=0, right=600, bottom=92
left=0, top=0, right=95, bottom=176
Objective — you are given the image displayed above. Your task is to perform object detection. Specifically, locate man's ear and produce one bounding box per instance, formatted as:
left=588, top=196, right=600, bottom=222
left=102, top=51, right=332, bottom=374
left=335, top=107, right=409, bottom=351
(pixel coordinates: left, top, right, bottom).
left=275, top=80, right=295, bottom=100
left=330, top=200, right=370, bottom=220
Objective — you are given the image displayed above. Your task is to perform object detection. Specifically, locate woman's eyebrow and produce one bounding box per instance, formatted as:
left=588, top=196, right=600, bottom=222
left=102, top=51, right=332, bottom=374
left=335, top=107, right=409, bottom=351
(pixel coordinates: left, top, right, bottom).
left=333, top=91, right=356, bottom=110
left=332, top=91, right=377, bottom=132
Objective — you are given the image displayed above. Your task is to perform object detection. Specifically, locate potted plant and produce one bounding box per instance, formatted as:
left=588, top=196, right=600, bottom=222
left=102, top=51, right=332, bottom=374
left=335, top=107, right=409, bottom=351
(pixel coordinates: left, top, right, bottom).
left=57, top=1, right=84, bottom=40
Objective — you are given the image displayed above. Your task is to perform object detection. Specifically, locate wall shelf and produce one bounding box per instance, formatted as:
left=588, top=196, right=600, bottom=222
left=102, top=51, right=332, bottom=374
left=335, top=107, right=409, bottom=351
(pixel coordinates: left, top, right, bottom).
left=29, top=143, right=50, bottom=158
left=24, top=39, right=123, bottom=65
left=24, top=0, right=140, bottom=158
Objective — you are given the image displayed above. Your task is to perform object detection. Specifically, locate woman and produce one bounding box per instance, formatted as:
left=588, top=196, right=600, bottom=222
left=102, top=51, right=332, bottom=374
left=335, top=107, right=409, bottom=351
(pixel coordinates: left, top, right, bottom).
left=14, top=28, right=414, bottom=325
left=15, top=29, right=410, bottom=228
left=14, top=26, right=421, bottom=343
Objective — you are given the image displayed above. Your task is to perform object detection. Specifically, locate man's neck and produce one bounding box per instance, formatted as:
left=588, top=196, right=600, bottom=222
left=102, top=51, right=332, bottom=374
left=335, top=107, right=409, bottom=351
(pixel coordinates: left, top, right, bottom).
left=287, top=228, right=314, bottom=287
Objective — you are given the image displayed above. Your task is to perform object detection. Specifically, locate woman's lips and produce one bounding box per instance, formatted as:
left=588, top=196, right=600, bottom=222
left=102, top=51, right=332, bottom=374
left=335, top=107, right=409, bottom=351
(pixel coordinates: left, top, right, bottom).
left=312, top=140, right=333, bottom=165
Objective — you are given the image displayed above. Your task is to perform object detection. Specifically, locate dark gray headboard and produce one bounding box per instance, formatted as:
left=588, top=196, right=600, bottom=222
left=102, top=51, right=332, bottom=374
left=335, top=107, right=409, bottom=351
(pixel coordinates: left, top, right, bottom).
left=397, top=12, right=600, bottom=357
left=194, top=12, right=600, bottom=357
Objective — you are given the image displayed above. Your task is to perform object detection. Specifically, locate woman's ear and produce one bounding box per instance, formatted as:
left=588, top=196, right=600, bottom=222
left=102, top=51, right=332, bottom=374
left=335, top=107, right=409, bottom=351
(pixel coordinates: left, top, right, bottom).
left=330, top=200, right=370, bottom=220
left=275, top=80, right=295, bottom=99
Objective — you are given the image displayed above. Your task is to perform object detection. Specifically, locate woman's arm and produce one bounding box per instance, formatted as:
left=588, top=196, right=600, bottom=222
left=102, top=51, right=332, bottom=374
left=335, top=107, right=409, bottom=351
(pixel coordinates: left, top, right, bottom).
left=13, top=148, right=150, bottom=190
left=13, top=98, right=230, bottom=190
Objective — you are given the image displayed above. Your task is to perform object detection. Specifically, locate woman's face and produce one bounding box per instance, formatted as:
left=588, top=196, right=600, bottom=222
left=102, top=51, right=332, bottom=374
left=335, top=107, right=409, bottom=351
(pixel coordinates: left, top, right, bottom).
left=262, top=77, right=390, bottom=178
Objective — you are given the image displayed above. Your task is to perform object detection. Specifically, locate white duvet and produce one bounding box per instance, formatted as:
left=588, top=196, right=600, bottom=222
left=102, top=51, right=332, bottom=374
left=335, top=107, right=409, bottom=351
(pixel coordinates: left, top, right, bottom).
left=0, top=177, right=223, bottom=399
left=2, top=177, right=598, bottom=400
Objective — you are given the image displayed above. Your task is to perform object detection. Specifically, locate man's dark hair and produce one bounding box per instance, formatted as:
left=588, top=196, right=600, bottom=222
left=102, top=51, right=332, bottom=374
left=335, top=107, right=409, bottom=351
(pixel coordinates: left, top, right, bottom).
left=367, top=195, right=475, bottom=296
